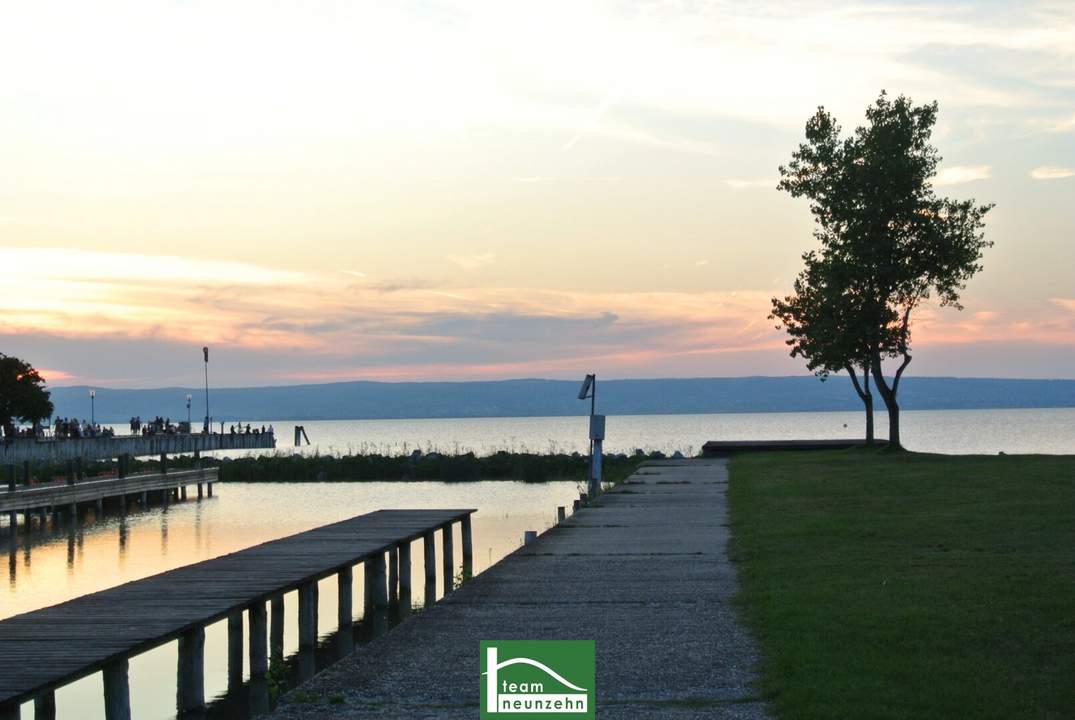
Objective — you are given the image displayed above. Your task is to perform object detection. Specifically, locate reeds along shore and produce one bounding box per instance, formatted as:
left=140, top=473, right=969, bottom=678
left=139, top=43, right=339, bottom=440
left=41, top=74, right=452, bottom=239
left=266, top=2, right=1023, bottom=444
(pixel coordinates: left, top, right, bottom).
left=16, top=451, right=660, bottom=485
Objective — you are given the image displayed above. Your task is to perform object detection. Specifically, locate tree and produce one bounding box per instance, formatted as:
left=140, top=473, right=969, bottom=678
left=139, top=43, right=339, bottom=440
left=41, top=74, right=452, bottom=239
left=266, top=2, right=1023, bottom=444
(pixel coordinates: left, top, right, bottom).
left=776, top=92, right=993, bottom=448
left=770, top=250, right=892, bottom=444
left=0, top=354, right=54, bottom=435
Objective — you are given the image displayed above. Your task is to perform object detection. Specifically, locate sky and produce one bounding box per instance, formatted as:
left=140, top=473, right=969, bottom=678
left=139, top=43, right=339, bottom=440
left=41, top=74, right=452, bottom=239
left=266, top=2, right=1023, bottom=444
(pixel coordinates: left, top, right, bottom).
left=1, top=0, right=1073, bottom=388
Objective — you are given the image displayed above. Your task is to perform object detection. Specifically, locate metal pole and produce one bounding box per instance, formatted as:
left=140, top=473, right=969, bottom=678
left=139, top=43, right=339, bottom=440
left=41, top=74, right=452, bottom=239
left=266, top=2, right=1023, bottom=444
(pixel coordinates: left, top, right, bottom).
left=202, top=347, right=210, bottom=433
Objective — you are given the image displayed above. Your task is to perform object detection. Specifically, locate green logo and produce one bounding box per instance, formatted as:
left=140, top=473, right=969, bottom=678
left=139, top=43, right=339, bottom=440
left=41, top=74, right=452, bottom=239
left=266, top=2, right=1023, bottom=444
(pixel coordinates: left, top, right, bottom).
left=480, top=640, right=595, bottom=718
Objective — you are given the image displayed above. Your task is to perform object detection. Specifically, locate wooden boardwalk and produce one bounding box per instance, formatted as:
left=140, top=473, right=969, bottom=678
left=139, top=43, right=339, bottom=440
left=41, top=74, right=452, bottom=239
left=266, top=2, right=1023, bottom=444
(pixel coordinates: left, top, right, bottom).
left=0, top=467, right=215, bottom=514
left=0, top=508, right=474, bottom=717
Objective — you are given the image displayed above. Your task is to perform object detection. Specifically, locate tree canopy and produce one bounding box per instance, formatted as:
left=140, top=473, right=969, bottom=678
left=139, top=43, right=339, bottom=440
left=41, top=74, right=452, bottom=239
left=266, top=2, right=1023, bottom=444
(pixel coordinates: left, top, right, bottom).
left=772, top=92, right=993, bottom=447
left=0, top=354, right=54, bottom=430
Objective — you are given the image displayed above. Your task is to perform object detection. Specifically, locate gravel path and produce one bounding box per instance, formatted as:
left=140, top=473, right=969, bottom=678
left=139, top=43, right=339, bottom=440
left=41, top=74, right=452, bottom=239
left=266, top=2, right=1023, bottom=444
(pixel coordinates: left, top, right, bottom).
left=271, top=459, right=770, bottom=719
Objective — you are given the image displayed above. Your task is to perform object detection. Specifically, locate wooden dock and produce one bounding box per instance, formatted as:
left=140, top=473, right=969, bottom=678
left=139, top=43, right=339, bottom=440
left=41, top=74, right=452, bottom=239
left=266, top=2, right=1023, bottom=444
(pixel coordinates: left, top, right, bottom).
left=0, top=467, right=215, bottom=514
left=1, top=431, right=276, bottom=464
left=0, top=508, right=475, bottom=719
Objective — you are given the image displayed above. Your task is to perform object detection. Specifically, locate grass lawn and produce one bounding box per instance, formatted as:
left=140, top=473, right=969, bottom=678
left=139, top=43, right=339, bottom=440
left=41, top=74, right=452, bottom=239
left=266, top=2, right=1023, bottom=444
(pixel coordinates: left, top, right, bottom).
left=728, top=449, right=1074, bottom=720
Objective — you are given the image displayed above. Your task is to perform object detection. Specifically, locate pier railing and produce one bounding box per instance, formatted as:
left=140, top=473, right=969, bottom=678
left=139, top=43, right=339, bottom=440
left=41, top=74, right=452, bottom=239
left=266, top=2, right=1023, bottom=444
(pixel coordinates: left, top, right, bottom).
left=0, top=508, right=475, bottom=719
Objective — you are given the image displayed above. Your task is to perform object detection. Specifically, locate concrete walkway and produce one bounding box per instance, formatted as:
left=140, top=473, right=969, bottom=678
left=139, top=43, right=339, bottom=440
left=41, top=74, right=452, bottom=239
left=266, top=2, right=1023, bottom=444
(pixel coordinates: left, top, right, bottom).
left=272, top=459, right=770, bottom=719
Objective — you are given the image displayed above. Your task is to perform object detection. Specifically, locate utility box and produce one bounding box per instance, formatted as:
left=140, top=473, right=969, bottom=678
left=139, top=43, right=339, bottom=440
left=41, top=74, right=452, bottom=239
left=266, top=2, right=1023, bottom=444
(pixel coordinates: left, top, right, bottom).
left=589, top=414, right=605, bottom=441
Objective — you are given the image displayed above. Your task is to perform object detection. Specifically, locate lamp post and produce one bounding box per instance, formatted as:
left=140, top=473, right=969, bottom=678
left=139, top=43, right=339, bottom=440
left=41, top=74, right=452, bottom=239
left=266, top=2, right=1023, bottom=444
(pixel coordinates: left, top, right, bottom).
left=89, top=389, right=96, bottom=425
left=202, top=346, right=210, bottom=434
left=186, top=393, right=192, bottom=427
left=577, top=374, right=603, bottom=497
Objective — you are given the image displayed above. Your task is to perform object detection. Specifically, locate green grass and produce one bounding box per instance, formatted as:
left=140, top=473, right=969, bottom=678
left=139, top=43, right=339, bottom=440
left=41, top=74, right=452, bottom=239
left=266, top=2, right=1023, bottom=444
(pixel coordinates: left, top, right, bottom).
left=728, top=449, right=1075, bottom=720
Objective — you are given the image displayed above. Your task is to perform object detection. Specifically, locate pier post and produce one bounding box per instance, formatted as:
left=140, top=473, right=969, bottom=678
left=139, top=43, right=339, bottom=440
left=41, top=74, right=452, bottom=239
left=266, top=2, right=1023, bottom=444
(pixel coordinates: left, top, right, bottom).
left=177, top=625, right=205, bottom=713
left=399, top=541, right=412, bottom=612
left=75, top=456, right=85, bottom=482
left=423, top=531, right=437, bottom=607
left=557, top=506, right=566, bottom=522
left=159, top=453, right=167, bottom=475
left=441, top=524, right=454, bottom=593
left=6, top=464, right=14, bottom=491
left=207, top=480, right=213, bottom=497
left=180, top=486, right=187, bottom=500
left=227, top=611, right=243, bottom=691
left=363, top=559, right=374, bottom=617
left=22, top=461, right=30, bottom=486
left=461, top=515, right=473, bottom=579
left=298, top=580, right=318, bottom=650
left=118, top=454, right=128, bottom=479
left=573, top=499, right=580, bottom=512
left=249, top=600, right=268, bottom=678
left=0, top=705, right=16, bottom=720
left=388, top=547, right=399, bottom=608
left=95, top=498, right=104, bottom=516
left=139, top=491, right=147, bottom=507
left=270, top=595, right=285, bottom=665
left=337, top=565, right=354, bottom=656
left=103, top=657, right=131, bottom=720
left=6, top=511, right=14, bottom=532
left=65, top=460, right=74, bottom=486
left=373, top=552, right=388, bottom=610
left=67, top=502, right=77, bottom=520
left=34, top=690, right=56, bottom=720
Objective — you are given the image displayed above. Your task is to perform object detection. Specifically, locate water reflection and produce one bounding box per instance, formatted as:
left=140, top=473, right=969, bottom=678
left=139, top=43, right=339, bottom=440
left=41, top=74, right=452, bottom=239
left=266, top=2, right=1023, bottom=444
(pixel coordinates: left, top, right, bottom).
left=3, top=480, right=575, bottom=720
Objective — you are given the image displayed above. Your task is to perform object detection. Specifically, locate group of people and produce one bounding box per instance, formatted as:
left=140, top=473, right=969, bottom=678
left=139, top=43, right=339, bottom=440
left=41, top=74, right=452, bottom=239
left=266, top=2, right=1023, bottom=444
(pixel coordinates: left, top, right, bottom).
left=228, top=423, right=273, bottom=436
left=54, top=417, right=114, bottom=439
left=131, top=416, right=191, bottom=436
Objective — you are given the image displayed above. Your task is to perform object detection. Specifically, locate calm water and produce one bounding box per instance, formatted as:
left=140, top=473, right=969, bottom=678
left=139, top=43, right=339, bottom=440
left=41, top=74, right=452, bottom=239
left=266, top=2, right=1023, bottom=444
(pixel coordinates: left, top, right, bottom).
left=228, top=408, right=1075, bottom=457
left=3, top=481, right=578, bottom=719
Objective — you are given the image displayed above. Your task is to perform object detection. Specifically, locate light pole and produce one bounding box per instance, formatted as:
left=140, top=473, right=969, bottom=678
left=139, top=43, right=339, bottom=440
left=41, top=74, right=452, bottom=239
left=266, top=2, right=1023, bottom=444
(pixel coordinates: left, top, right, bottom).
left=202, top=346, right=210, bottom=433
left=89, top=389, right=96, bottom=425
left=186, top=393, right=192, bottom=427
left=577, top=374, right=603, bottom=497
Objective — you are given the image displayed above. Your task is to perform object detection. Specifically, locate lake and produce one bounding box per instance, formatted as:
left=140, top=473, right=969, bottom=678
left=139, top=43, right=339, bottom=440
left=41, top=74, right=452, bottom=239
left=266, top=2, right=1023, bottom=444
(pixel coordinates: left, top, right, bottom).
left=231, top=408, right=1075, bottom=457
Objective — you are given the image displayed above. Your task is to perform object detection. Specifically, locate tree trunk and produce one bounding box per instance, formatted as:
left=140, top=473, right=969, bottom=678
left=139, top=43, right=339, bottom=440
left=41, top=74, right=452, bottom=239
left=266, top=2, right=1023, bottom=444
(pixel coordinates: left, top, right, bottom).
left=844, top=364, right=875, bottom=445
left=870, top=352, right=911, bottom=450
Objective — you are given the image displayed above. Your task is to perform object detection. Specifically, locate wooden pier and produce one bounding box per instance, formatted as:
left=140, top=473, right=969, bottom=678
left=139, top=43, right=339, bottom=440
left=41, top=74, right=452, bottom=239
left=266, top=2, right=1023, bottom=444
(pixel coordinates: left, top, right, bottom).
left=0, top=508, right=474, bottom=719
left=702, top=438, right=888, bottom=455
left=0, top=431, right=275, bottom=464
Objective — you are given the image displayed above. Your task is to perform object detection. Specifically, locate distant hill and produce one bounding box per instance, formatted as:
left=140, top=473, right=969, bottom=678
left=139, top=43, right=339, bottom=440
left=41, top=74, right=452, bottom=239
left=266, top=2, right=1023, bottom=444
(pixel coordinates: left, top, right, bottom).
left=46, top=376, right=1075, bottom=424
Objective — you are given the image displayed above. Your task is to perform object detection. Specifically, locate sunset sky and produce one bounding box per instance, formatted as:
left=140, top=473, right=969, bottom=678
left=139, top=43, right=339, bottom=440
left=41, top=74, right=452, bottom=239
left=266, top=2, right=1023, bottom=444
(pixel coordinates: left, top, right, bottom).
left=2, top=1, right=1073, bottom=387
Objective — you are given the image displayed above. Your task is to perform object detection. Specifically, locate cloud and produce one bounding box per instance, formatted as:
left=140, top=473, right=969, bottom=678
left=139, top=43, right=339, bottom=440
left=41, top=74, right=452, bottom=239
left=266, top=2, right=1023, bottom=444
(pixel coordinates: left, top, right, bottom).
left=934, top=165, right=992, bottom=186
left=726, top=179, right=775, bottom=189
left=1030, top=165, right=1075, bottom=180
left=342, top=270, right=367, bottom=278
left=449, top=253, right=496, bottom=270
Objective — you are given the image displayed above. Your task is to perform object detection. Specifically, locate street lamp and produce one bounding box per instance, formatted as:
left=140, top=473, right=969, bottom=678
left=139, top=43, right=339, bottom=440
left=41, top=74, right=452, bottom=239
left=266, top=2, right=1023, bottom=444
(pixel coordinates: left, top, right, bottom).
left=186, top=393, right=192, bottom=426
left=202, top=346, right=210, bottom=433
left=89, top=389, right=96, bottom=425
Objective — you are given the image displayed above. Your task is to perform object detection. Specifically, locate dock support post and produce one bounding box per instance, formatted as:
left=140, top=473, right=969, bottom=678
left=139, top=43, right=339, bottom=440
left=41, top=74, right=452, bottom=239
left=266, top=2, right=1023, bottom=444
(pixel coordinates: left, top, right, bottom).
left=249, top=600, right=268, bottom=678
left=139, top=491, right=147, bottom=507
left=177, top=626, right=205, bottom=713
left=6, top=464, right=15, bottom=491
left=298, top=580, right=318, bottom=650
left=75, top=456, right=84, bottom=482
left=34, top=690, right=56, bottom=720
left=159, top=453, right=167, bottom=475
left=363, top=559, right=374, bottom=617
left=65, top=460, right=74, bottom=486
left=373, top=553, right=388, bottom=610
left=180, top=485, right=187, bottom=500
left=227, top=611, right=243, bottom=690
left=0, top=705, right=17, bottom=720
left=6, top=511, right=15, bottom=532
left=270, top=595, right=285, bottom=665
left=103, top=657, right=131, bottom=720
left=388, top=547, right=399, bottom=608
left=96, top=498, right=104, bottom=515
left=557, top=506, right=566, bottom=522
left=399, top=541, right=412, bottom=613
left=67, top=502, right=77, bottom=520
left=441, top=524, right=454, bottom=593
left=207, top=480, right=213, bottom=497
left=423, top=531, right=437, bottom=607
left=461, top=515, right=473, bottom=580
left=337, top=565, right=353, bottom=656
left=118, top=454, right=128, bottom=479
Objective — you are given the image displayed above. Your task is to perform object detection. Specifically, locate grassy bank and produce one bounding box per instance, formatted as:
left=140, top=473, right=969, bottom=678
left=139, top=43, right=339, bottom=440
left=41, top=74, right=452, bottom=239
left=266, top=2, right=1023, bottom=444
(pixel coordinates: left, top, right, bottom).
left=728, top=449, right=1074, bottom=720
left=22, top=451, right=648, bottom=486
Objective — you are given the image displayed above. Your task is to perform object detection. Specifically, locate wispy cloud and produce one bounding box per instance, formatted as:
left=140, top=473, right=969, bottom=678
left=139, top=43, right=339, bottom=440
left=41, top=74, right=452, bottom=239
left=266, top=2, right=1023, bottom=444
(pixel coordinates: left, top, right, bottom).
left=449, top=253, right=496, bottom=270
left=934, top=165, right=992, bottom=186
left=1030, top=165, right=1075, bottom=180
